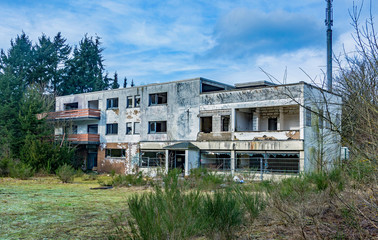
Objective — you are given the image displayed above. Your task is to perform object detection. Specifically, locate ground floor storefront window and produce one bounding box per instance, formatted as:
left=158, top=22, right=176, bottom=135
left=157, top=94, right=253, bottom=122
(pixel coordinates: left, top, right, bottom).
left=200, top=151, right=231, bottom=171
left=139, top=151, right=166, bottom=167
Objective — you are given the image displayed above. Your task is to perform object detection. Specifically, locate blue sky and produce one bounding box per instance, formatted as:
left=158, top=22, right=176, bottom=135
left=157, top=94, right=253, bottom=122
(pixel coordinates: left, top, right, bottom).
left=0, top=0, right=375, bottom=86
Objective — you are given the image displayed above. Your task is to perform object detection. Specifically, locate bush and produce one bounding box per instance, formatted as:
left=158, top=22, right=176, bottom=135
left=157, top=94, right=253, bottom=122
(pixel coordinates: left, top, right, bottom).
left=201, top=190, right=244, bottom=238
left=56, top=164, right=76, bottom=183
left=188, top=168, right=228, bottom=190
left=9, top=161, right=34, bottom=180
left=0, top=157, right=11, bottom=177
left=234, top=186, right=266, bottom=222
left=81, top=172, right=98, bottom=181
left=111, top=172, right=147, bottom=187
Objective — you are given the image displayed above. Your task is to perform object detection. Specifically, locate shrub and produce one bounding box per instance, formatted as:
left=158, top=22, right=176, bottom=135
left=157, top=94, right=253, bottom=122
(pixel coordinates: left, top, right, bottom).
left=201, top=190, right=244, bottom=238
left=0, top=157, right=11, bottom=177
left=111, top=172, right=146, bottom=187
left=234, top=186, right=266, bottom=222
left=81, top=172, right=98, bottom=181
left=9, top=161, right=34, bottom=180
left=56, top=164, right=76, bottom=183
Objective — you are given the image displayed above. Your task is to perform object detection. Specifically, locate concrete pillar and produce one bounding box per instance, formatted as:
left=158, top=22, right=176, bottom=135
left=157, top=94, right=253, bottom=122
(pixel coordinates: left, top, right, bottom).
left=185, top=150, right=189, bottom=176
left=300, top=150, right=305, bottom=172
left=165, top=149, right=169, bottom=173
left=212, top=115, right=222, bottom=132
left=231, top=150, right=235, bottom=176
left=231, top=108, right=236, bottom=132
left=299, top=106, right=305, bottom=140
left=279, top=107, right=284, bottom=130
left=255, top=108, right=260, bottom=131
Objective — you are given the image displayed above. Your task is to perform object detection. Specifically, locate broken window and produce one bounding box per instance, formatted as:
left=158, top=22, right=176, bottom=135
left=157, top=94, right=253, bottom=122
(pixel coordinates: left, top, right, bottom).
left=64, top=102, right=78, bottom=110
left=235, top=109, right=253, bottom=131
left=105, top=149, right=125, bottom=158
left=306, top=107, right=312, bottom=127
left=126, top=122, right=132, bottom=135
left=134, top=95, right=140, bottom=107
left=200, top=117, right=212, bottom=133
left=106, top=123, right=118, bottom=135
left=268, top=118, right=277, bottom=131
left=88, top=100, right=99, bottom=109
left=140, top=151, right=166, bottom=167
left=149, top=121, right=167, bottom=133
left=87, top=124, right=98, bottom=134
left=200, top=151, right=231, bottom=171
left=149, top=92, right=167, bottom=105
left=318, top=110, right=323, bottom=128
left=221, top=115, right=230, bottom=132
left=134, top=122, right=140, bottom=134
left=126, top=96, right=133, bottom=108
left=106, top=98, right=118, bottom=109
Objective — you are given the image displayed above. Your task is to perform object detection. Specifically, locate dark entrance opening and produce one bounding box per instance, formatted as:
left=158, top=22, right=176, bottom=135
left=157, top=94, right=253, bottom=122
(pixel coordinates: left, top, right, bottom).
left=87, top=145, right=98, bottom=170
left=168, top=150, right=185, bottom=172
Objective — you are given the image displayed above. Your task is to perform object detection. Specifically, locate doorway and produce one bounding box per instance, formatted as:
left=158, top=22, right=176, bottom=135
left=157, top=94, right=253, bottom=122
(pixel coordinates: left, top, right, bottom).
left=87, top=146, right=98, bottom=170
left=168, top=150, right=185, bottom=172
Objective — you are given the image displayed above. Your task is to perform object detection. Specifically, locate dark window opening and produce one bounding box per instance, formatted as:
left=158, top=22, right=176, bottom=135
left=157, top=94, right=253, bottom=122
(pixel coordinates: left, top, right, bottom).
left=126, top=122, right=132, bottom=135
left=149, top=121, right=167, bottom=133
left=200, top=117, right=212, bottom=133
left=87, top=124, right=98, bottom=134
left=268, top=118, right=277, bottom=131
left=134, top=95, right=140, bottom=107
left=149, top=92, right=167, bottom=105
left=222, top=115, right=230, bottom=132
left=88, top=100, right=99, bottom=109
left=65, top=125, right=77, bottom=134
left=105, top=149, right=125, bottom=158
left=200, top=151, right=231, bottom=170
left=126, top=96, right=133, bottom=108
left=106, top=123, right=118, bottom=135
left=201, top=83, right=225, bottom=93
left=64, top=102, right=78, bottom=110
left=107, top=98, right=118, bottom=109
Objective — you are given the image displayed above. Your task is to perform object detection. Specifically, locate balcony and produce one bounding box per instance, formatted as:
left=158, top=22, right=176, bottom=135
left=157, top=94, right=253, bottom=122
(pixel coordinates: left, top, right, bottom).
left=46, top=108, right=101, bottom=121
left=56, top=134, right=100, bottom=144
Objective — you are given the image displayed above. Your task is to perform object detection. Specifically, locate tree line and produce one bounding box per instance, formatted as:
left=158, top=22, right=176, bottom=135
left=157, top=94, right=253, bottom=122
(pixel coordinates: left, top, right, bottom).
left=0, top=32, right=128, bottom=175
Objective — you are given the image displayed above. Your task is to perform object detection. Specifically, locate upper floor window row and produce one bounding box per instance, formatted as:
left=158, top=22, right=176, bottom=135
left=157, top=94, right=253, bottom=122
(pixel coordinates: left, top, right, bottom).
left=149, top=92, right=167, bottom=106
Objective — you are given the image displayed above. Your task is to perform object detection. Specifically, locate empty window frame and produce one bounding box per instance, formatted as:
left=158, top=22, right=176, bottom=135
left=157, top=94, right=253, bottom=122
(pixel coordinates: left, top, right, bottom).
left=306, top=107, right=312, bottom=127
left=149, top=121, right=167, bottom=133
left=105, top=149, right=125, bottom=158
left=221, top=115, right=230, bottom=132
left=126, top=96, right=133, bottom=108
left=134, top=95, right=140, bottom=107
left=139, top=151, right=166, bottom=167
left=200, top=117, right=212, bottom=133
left=200, top=151, right=231, bottom=171
left=268, top=118, right=277, bottom=131
left=106, top=123, right=118, bottom=135
left=106, top=98, right=119, bottom=109
left=87, top=124, right=98, bottom=134
left=134, top=122, right=140, bottom=134
left=64, top=102, right=78, bottom=110
left=126, top=122, right=132, bottom=135
left=149, top=92, right=167, bottom=105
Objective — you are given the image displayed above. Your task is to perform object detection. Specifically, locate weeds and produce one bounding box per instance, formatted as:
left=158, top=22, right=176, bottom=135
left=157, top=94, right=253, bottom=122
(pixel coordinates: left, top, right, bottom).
left=56, top=164, right=75, bottom=183
left=110, top=172, right=147, bottom=187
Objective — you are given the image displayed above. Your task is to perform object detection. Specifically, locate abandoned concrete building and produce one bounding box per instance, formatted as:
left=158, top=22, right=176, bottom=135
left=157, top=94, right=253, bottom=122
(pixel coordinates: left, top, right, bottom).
left=49, top=77, right=342, bottom=177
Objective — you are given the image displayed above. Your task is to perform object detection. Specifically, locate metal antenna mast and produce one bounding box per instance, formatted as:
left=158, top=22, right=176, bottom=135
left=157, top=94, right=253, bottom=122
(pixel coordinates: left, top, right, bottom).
left=325, top=0, right=333, bottom=92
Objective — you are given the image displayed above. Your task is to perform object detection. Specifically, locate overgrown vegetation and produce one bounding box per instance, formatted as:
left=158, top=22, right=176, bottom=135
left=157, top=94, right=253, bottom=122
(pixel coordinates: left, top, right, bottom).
left=56, top=163, right=76, bottom=183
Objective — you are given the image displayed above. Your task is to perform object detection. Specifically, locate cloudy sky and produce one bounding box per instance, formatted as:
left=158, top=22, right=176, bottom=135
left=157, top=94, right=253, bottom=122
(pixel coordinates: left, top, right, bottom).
left=0, top=0, right=375, bottom=86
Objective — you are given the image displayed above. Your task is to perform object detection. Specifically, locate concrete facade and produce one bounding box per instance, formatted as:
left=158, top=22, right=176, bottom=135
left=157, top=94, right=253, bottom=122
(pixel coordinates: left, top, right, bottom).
left=52, top=77, right=342, bottom=176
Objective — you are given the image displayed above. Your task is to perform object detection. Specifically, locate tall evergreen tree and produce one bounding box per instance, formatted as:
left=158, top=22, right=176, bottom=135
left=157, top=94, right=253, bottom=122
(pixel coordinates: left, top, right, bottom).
left=60, top=35, right=109, bottom=95
left=131, top=79, right=134, bottom=87
left=111, top=71, right=120, bottom=89
left=123, top=77, right=127, bottom=88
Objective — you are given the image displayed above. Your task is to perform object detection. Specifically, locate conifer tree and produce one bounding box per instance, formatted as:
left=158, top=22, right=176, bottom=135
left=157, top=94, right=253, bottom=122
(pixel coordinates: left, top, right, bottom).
left=111, top=71, right=120, bottom=89
left=123, top=77, right=127, bottom=88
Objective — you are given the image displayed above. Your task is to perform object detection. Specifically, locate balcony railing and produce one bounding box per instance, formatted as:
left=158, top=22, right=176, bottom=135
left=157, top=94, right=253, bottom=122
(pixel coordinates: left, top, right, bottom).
left=46, top=108, right=101, bottom=120
left=56, top=134, right=100, bottom=144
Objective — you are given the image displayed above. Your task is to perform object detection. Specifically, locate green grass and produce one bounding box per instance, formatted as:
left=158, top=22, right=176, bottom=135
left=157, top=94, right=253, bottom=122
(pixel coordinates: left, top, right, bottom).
left=0, top=176, right=140, bottom=239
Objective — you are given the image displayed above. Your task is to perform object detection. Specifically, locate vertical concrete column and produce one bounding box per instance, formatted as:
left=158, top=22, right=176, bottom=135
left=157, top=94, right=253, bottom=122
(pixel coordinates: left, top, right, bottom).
left=165, top=149, right=169, bottom=174
left=212, top=115, right=222, bottom=132
left=299, top=106, right=305, bottom=140
left=231, top=150, right=235, bottom=176
left=300, top=151, right=305, bottom=172
left=255, top=108, right=260, bottom=131
left=279, top=107, right=284, bottom=130
left=185, top=150, right=189, bottom=176
left=231, top=108, right=236, bottom=132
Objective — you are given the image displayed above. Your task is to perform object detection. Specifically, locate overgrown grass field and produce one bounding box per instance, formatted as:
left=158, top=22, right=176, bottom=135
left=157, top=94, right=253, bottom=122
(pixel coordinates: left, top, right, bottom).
left=0, top=176, right=141, bottom=239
